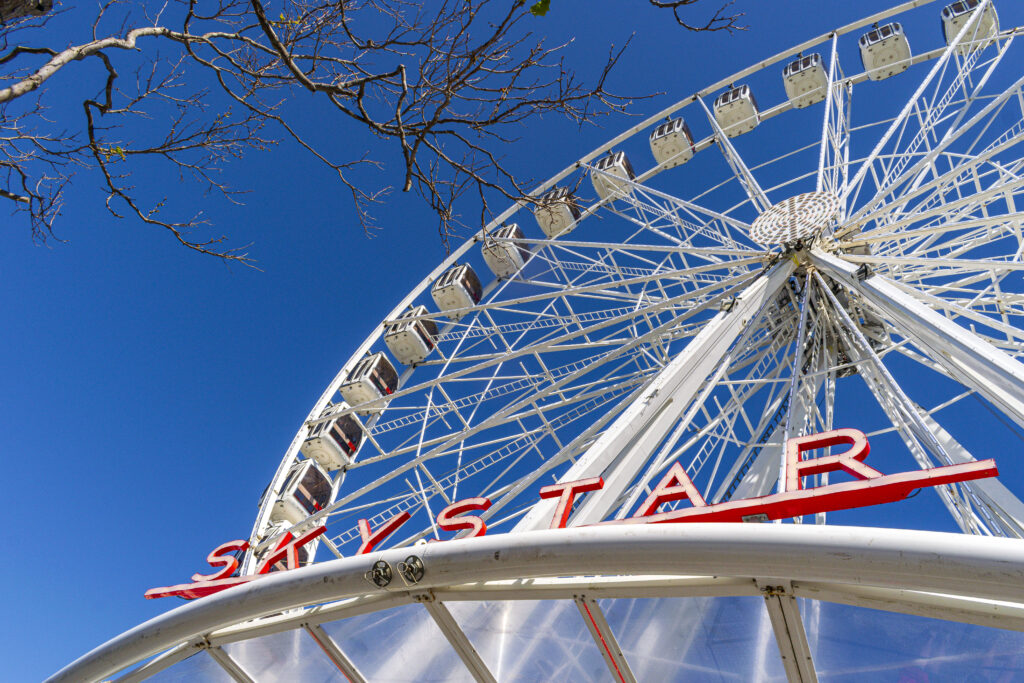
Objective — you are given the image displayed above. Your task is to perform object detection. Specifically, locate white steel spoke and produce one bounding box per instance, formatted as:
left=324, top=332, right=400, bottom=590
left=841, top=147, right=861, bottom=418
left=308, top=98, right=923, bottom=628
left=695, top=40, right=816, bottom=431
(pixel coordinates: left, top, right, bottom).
left=812, top=248, right=1024, bottom=429
left=698, top=96, right=772, bottom=213
left=818, top=33, right=852, bottom=200
left=843, top=3, right=993, bottom=212
left=521, top=260, right=794, bottom=529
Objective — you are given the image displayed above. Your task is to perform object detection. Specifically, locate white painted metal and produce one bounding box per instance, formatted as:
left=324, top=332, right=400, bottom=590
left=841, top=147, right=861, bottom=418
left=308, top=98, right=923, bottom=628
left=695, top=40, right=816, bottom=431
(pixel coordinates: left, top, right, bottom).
left=519, top=261, right=794, bottom=529
left=111, top=643, right=197, bottom=683
left=304, top=624, right=367, bottom=683
left=134, top=5, right=1024, bottom=681
left=49, top=524, right=1024, bottom=683
left=206, top=646, right=253, bottom=683
left=244, top=5, right=1024, bottom=574
left=245, top=14, right=1024, bottom=566
left=811, top=249, right=1024, bottom=428
left=419, top=598, right=497, bottom=683
left=757, top=580, right=817, bottom=683
left=699, top=96, right=772, bottom=212
left=575, top=596, right=638, bottom=683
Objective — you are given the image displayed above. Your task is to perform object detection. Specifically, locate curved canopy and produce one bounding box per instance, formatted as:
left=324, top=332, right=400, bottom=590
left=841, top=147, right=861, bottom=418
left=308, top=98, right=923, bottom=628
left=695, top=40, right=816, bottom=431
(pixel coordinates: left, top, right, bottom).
left=50, top=524, right=1024, bottom=682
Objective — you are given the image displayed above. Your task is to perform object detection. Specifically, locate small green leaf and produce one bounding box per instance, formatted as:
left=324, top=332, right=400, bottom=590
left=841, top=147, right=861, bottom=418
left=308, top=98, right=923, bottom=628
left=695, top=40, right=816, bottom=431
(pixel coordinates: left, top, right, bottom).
left=529, top=0, right=550, bottom=16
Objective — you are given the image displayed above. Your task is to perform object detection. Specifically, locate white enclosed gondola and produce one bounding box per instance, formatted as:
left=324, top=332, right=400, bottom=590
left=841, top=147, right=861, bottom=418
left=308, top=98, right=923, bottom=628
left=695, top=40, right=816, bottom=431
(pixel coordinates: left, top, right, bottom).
left=782, top=53, right=828, bottom=109
left=942, top=0, right=998, bottom=53
left=338, top=352, right=399, bottom=412
left=431, top=264, right=483, bottom=320
left=859, top=23, right=912, bottom=81
left=300, top=402, right=364, bottom=471
left=534, top=186, right=581, bottom=238
left=649, top=118, right=695, bottom=168
left=270, top=459, right=333, bottom=526
left=590, top=151, right=636, bottom=200
left=384, top=305, right=438, bottom=365
left=481, top=224, right=531, bottom=278
left=713, top=85, right=760, bottom=138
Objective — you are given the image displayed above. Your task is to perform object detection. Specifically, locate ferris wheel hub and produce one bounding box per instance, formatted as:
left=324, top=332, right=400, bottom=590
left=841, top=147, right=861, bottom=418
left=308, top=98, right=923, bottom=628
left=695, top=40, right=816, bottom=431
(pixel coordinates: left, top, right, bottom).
left=751, top=191, right=841, bottom=246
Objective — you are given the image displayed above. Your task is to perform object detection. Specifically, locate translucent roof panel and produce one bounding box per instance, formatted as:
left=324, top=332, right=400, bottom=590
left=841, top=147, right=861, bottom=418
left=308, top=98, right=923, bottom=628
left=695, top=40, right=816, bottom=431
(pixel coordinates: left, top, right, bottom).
left=145, top=651, right=233, bottom=682
left=222, top=628, right=340, bottom=682
left=800, top=599, right=1024, bottom=681
left=599, top=596, right=788, bottom=681
left=446, top=599, right=613, bottom=681
left=321, top=602, right=474, bottom=682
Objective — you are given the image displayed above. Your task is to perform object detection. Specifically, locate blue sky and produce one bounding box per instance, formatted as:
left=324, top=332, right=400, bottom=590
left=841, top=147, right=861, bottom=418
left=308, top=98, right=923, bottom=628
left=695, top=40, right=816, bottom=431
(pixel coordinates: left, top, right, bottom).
left=5, top=1, right=1024, bottom=680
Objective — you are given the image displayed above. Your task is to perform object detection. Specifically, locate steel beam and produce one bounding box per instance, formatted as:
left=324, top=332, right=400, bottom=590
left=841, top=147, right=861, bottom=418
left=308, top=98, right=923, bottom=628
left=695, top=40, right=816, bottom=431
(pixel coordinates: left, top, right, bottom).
left=419, top=598, right=497, bottom=683
left=304, top=624, right=366, bottom=683
left=111, top=642, right=197, bottom=683
left=810, top=249, right=1024, bottom=429
left=50, top=524, right=1024, bottom=683
left=795, top=581, right=1024, bottom=632
left=574, top=596, right=638, bottom=683
left=518, top=260, right=795, bottom=529
left=915, top=408, right=1024, bottom=537
left=206, top=646, right=253, bottom=683
left=698, top=97, right=772, bottom=212
left=757, top=580, right=818, bottom=683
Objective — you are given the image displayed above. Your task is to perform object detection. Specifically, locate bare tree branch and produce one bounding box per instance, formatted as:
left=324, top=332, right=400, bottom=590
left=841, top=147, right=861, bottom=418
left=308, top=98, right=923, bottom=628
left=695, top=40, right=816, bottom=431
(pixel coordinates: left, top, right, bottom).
left=649, top=0, right=745, bottom=33
left=0, top=0, right=732, bottom=263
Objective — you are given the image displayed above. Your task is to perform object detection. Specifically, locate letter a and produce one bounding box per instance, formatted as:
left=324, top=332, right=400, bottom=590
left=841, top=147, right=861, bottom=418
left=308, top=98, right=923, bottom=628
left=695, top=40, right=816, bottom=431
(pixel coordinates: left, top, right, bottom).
left=633, top=462, right=706, bottom=518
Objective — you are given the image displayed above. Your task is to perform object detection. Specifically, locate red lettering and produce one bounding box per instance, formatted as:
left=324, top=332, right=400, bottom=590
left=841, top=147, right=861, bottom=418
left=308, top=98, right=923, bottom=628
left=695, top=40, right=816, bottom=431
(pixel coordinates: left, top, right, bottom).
left=190, top=539, right=249, bottom=582
left=357, top=511, right=411, bottom=554
left=256, top=526, right=326, bottom=574
left=538, top=477, right=604, bottom=529
left=785, top=428, right=880, bottom=492
left=633, top=462, right=706, bottom=517
left=437, top=497, right=492, bottom=538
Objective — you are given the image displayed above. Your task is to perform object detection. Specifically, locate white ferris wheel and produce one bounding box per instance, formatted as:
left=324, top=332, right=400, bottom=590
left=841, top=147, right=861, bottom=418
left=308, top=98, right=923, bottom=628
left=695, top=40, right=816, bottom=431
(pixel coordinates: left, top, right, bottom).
left=54, top=1, right=1024, bottom=681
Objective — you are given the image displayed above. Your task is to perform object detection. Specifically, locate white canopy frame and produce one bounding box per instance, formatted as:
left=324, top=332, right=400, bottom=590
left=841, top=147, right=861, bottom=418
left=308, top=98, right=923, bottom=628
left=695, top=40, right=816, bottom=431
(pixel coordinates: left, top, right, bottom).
left=50, top=525, right=1024, bottom=683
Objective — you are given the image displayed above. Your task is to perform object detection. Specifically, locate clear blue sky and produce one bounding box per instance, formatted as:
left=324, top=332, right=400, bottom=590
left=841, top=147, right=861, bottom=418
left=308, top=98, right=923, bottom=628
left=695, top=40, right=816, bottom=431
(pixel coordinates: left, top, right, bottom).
left=5, top=1, right=1023, bottom=680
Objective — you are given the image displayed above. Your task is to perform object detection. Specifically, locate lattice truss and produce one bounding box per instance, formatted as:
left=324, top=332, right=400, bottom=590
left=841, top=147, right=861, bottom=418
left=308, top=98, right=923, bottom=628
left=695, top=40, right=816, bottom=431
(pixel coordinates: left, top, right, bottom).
left=244, top=0, right=1024, bottom=571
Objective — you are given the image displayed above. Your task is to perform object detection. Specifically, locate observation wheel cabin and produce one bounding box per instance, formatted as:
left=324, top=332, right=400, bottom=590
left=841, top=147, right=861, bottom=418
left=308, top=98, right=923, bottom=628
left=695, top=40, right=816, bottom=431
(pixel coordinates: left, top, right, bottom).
left=942, top=0, right=999, bottom=53
left=269, top=459, right=333, bottom=527
left=713, top=84, right=760, bottom=138
left=590, top=151, right=637, bottom=201
left=859, top=23, right=912, bottom=80
left=431, top=264, right=483, bottom=321
left=383, top=305, right=438, bottom=366
left=300, top=402, right=364, bottom=472
left=338, top=352, right=399, bottom=414
left=649, top=117, right=695, bottom=168
left=783, top=53, right=828, bottom=109
left=481, top=223, right=531, bottom=278
left=534, top=186, right=581, bottom=238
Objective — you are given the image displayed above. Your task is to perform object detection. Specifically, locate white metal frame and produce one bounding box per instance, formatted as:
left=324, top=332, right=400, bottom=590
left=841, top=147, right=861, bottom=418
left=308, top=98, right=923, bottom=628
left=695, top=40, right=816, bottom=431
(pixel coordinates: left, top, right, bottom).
left=50, top=524, right=1024, bottom=683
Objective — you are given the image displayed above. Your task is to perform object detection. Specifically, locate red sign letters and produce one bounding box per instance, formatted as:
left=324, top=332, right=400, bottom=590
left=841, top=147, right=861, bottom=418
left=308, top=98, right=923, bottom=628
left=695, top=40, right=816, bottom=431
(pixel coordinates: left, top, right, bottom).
left=147, top=428, right=998, bottom=600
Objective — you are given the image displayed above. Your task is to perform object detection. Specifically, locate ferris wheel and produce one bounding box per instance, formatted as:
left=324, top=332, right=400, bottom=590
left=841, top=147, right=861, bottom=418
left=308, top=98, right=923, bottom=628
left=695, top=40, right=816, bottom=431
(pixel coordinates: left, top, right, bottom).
left=52, top=1, right=1024, bottom=681
left=242, top=0, right=1024, bottom=571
